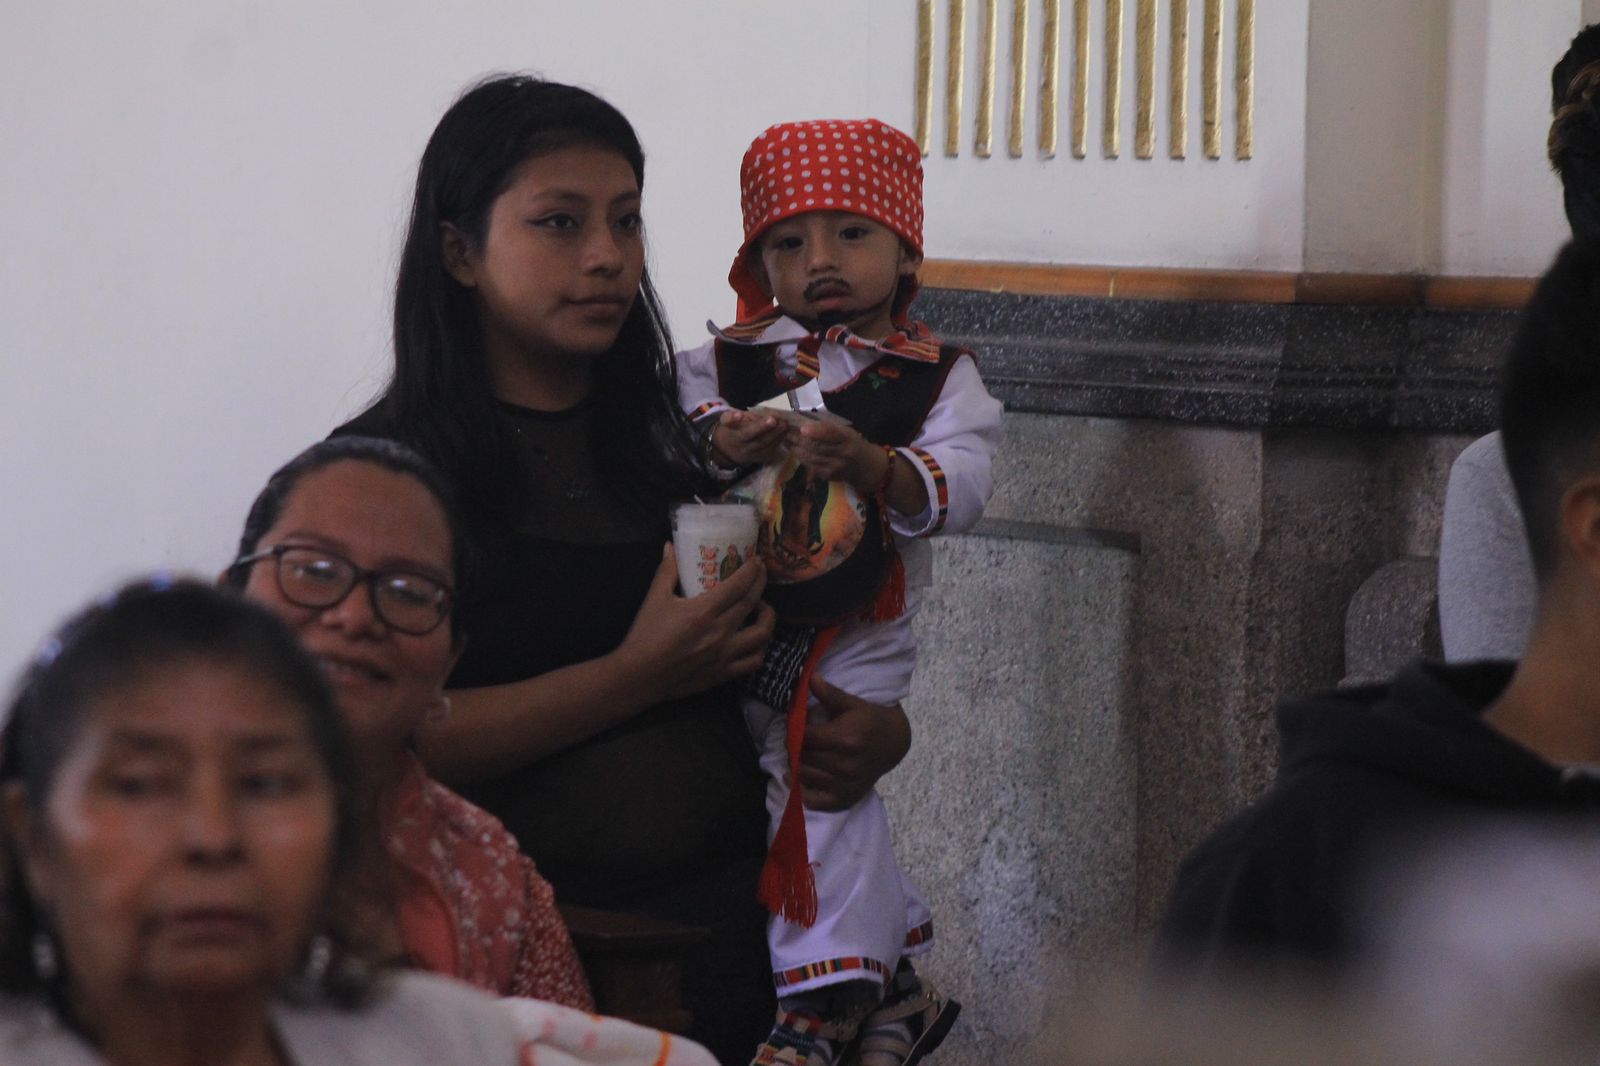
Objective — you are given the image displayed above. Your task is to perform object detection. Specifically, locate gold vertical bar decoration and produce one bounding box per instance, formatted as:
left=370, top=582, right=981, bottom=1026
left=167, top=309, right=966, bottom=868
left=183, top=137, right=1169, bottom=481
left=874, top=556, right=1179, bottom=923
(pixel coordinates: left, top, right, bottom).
left=1201, top=0, right=1222, bottom=159
left=976, top=0, right=998, bottom=157
left=1134, top=0, right=1156, bottom=158
left=1040, top=0, right=1060, bottom=156
left=916, top=0, right=934, bottom=155
left=1168, top=0, right=1188, bottom=158
left=946, top=0, right=967, bottom=157
left=1072, top=0, right=1090, bottom=158
left=1009, top=0, right=1029, bottom=157
left=1234, top=0, right=1254, bottom=159
left=1103, top=0, right=1123, bottom=157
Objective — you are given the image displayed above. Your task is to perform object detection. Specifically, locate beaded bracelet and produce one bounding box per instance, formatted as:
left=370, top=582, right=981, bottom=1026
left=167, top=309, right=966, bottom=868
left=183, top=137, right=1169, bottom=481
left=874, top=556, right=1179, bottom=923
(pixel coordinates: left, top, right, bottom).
left=876, top=445, right=899, bottom=495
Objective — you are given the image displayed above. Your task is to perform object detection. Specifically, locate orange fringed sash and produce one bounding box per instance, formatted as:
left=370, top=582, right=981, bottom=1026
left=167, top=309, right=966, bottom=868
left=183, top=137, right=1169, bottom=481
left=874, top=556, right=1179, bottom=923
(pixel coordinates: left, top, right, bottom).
left=756, top=623, right=841, bottom=926
left=756, top=503, right=906, bottom=927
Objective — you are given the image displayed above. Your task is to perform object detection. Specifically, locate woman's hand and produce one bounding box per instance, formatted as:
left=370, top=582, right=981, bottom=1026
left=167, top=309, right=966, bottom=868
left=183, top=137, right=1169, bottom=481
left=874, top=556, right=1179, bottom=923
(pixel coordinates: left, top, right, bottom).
left=424, top=547, right=774, bottom=781
left=614, top=544, right=776, bottom=700
left=798, top=679, right=912, bottom=811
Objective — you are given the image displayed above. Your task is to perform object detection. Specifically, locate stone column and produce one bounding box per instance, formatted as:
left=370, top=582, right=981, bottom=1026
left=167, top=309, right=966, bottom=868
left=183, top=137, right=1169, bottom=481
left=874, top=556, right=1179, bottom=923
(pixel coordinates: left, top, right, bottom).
left=880, top=520, right=1140, bottom=1065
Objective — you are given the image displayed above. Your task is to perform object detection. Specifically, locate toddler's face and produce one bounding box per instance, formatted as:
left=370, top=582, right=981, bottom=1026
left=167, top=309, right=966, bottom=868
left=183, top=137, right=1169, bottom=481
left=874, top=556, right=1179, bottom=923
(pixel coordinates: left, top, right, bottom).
left=751, top=212, right=920, bottom=339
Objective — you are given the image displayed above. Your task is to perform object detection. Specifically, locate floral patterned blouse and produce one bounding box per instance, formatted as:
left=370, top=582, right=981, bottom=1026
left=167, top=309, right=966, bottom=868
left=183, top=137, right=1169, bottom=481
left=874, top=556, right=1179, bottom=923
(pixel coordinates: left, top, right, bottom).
left=382, top=754, right=593, bottom=1009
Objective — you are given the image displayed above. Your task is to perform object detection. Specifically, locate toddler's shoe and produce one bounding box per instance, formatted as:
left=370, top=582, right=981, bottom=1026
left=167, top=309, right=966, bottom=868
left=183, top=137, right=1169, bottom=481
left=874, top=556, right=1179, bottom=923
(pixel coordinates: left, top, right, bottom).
left=852, top=972, right=960, bottom=1066
left=752, top=1004, right=868, bottom=1066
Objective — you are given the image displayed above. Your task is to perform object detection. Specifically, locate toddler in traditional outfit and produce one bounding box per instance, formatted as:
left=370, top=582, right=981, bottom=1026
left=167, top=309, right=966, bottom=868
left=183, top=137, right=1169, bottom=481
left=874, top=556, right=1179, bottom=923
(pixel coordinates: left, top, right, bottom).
left=677, top=119, right=1002, bottom=1066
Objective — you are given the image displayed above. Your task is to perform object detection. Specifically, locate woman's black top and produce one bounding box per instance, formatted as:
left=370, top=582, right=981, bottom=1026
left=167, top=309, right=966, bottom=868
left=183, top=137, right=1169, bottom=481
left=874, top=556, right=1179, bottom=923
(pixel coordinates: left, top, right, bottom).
left=335, top=399, right=768, bottom=905
left=335, top=400, right=773, bottom=1063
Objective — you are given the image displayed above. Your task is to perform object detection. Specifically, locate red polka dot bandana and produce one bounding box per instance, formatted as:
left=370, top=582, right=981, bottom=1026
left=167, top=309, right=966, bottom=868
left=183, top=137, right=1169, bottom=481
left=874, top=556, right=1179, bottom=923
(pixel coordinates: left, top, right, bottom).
left=728, top=118, right=924, bottom=322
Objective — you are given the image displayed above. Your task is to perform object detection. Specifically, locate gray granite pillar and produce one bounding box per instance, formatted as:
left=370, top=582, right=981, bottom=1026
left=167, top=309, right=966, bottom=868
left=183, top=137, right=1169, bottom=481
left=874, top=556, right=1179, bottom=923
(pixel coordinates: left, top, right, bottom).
left=879, top=519, right=1139, bottom=1065
left=983, top=415, right=1468, bottom=939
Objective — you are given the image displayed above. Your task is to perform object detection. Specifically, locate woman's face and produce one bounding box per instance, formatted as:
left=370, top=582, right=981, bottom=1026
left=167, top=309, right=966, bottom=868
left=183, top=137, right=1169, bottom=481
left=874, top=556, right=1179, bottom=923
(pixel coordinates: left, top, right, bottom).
left=447, top=144, right=645, bottom=372
left=10, top=658, right=337, bottom=998
left=239, top=461, right=458, bottom=763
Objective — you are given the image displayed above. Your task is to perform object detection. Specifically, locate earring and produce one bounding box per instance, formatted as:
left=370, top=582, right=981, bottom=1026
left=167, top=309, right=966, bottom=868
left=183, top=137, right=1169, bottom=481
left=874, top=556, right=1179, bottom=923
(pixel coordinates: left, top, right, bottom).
left=31, top=932, right=57, bottom=981
left=301, top=933, right=332, bottom=986
left=427, top=694, right=453, bottom=723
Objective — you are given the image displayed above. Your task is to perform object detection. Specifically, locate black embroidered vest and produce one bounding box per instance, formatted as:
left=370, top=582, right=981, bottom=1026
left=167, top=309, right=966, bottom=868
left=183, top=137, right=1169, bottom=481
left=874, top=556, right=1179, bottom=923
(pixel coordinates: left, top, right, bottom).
left=712, top=337, right=966, bottom=624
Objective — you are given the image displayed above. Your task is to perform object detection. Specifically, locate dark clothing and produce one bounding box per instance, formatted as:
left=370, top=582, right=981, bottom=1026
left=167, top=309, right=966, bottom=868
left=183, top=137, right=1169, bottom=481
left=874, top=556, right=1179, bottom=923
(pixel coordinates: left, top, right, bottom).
left=1154, top=659, right=1600, bottom=975
left=334, top=401, right=773, bottom=1064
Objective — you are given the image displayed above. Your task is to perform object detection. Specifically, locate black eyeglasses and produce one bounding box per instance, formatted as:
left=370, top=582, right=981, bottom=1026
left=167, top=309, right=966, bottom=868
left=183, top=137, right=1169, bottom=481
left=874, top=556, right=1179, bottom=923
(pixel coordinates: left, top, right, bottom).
left=232, top=545, right=453, bottom=636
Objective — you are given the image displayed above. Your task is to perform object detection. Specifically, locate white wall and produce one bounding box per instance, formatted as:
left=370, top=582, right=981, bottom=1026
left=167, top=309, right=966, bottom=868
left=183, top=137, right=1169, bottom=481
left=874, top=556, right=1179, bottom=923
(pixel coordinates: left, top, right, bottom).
left=0, top=0, right=1585, bottom=671
left=1438, top=0, right=1575, bottom=276
left=0, top=1, right=904, bottom=671
left=1303, top=0, right=1447, bottom=272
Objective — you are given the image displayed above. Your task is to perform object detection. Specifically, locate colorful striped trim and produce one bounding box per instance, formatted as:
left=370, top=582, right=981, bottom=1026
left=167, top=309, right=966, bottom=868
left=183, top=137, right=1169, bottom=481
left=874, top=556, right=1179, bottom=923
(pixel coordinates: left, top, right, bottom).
left=768, top=333, right=822, bottom=389
left=710, top=314, right=944, bottom=365
left=715, top=307, right=786, bottom=342
left=903, top=920, right=935, bottom=949
left=792, top=334, right=821, bottom=384
left=908, top=447, right=949, bottom=534
left=751, top=1011, right=824, bottom=1065
left=822, top=321, right=943, bottom=364
left=688, top=400, right=723, bottom=421
left=773, top=954, right=891, bottom=990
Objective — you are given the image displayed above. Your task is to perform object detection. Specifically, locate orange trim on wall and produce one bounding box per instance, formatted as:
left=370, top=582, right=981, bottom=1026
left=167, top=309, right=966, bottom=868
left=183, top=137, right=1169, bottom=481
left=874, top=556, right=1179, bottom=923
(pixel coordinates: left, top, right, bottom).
left=920, top=258, right=1536, bottom=310
left=1422, top=276, right=1538, bottom=310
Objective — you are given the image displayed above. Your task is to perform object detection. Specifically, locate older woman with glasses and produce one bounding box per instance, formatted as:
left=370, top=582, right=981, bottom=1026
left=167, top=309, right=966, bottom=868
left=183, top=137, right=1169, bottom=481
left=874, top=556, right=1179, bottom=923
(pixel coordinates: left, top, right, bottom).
left=224, top=435, right=592, bottom=1009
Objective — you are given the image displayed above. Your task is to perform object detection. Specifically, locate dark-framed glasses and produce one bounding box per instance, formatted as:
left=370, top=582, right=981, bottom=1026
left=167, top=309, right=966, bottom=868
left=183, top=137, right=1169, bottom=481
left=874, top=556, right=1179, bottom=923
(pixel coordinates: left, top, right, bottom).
left=232, top=545, right=453, bottom=636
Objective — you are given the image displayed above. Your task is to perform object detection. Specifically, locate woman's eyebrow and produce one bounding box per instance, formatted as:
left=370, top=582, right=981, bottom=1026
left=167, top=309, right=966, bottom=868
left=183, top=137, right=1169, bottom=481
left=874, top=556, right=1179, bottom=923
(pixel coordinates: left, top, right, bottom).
left=271, top=530, right=350, bottom=554
left=104, top=729, right=303, bottom=754
left=522, top=188, right=641, bottom=207
left=528, top=189, right=588, bottom=203
left=102, top=730, right=180, bottom=755
left=231, top=733, right=308, bottom=756
left=272, top=532, right=451, bottom=584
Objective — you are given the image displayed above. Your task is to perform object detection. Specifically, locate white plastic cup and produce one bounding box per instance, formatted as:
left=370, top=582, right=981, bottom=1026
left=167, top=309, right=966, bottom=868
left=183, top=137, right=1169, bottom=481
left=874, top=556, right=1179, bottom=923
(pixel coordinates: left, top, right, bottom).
left=671, top=502, right=760, bottom=597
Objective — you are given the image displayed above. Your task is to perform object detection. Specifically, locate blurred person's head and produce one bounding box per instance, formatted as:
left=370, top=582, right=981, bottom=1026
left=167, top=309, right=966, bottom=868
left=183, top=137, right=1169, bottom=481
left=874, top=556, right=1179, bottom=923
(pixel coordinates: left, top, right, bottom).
left=1550, top=24, right=1600, bottom=243
left=0, top=580, right=368, bottom=1008
left=1499, top=243, right=1600, bottom=585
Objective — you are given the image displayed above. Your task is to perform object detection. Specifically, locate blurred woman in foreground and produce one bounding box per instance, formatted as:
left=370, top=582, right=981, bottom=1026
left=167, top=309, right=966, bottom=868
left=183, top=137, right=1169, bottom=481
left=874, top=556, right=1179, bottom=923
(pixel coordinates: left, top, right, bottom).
left=0, top=580, right=528, bottom=1065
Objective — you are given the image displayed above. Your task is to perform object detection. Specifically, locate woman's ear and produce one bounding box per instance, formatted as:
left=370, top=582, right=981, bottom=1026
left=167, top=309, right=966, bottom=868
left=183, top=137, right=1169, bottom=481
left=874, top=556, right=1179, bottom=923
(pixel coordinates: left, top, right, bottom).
left=439, top=223, right=477, bottom=288
left=3, top=783, right=49, bottom=904
left=1559, top=475, right=1600, bottom=581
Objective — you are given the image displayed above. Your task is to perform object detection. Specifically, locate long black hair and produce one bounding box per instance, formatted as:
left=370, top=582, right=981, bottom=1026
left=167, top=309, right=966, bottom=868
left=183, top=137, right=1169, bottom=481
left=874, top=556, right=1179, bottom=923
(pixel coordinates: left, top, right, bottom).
left=376, top=74, right=708, bottom=530
left=1550, top=24, right=1600, bottom=244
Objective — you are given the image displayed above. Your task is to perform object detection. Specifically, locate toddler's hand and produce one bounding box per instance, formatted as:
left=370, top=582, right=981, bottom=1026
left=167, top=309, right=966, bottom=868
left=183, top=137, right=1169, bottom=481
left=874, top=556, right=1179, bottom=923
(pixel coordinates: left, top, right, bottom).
left=790, top=418, right=887, bottom=493
left=713, top=409, right=787, bottom=466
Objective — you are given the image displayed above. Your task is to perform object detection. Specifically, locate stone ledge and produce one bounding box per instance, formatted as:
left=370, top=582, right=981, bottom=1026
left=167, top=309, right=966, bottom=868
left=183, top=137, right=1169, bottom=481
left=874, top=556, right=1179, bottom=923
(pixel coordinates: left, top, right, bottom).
left=969, top=517, right=1141, bottom=554
left=918, top=287, right=1517, bottom=434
